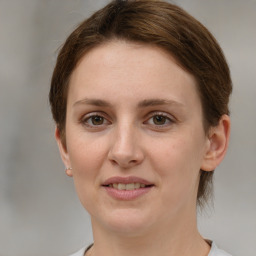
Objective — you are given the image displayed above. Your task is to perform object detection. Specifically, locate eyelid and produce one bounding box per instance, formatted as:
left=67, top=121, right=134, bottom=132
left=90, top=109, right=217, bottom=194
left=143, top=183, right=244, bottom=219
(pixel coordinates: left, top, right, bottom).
left=147, top=111, right=175, bottom=120
left=79, top=111, right=175, bottom=128
left=80, top=111, right=111, bottom=127
left=144, top=111, right=175, bottom=126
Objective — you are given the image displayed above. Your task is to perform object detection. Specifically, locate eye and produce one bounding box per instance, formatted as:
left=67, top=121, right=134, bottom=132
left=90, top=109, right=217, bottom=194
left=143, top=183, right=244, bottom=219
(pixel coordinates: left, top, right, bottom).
left=81, top=113, right=110, bottom=127
left=145, top=112, right=174, bottom=127
left=90, top=116, right=104, bottom=125
left=152, top=115, right=169, bottom=125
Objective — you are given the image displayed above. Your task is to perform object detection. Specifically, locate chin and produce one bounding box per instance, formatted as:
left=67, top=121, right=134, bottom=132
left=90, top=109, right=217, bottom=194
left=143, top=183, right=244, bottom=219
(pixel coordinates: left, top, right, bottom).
left=96, top=207, right=154, bottom=235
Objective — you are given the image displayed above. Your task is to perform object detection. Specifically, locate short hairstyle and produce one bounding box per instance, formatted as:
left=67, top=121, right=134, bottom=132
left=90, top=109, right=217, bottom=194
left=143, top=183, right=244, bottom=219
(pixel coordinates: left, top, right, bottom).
left=49, top=0, right=232, bottom=207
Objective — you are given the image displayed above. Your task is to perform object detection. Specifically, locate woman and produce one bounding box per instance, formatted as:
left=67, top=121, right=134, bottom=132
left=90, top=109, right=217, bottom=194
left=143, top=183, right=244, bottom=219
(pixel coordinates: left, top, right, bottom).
left=49, top=1, right=232, bottom=255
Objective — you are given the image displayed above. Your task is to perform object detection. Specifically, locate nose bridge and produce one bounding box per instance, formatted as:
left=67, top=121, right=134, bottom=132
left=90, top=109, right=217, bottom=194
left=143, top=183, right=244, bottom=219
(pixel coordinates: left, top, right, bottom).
left=108, top=119, right=143, bottom=167
left=117, top=121, right=135, bottom=151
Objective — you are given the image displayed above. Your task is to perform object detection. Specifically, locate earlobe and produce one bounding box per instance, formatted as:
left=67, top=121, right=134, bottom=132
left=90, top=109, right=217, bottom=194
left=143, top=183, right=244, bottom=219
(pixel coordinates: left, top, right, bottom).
left=55, top=127, right=73, bottom=177
left=201, top=115, right=230, bottom=171
left=65, top=167, right=73, bottom=177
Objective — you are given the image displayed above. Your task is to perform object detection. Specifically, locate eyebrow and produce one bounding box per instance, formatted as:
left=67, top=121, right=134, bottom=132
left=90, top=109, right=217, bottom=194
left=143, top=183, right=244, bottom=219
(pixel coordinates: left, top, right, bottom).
left=73, top=98, right=113, bottom=107
left=73, top=98, right=184, bottom=108
left=137, top=99, right=184, bottom=108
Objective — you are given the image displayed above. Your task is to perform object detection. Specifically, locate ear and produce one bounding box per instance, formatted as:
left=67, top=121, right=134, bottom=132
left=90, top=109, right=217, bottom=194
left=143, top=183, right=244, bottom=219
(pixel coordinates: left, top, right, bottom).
left=201, top=114, right=231, bottom=171
left=55, top=127, right=73, bottom=177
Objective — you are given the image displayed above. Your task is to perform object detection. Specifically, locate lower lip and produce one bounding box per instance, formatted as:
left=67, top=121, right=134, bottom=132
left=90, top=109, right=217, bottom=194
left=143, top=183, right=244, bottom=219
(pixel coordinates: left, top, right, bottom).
left=103, top=186, right=153, bottom=200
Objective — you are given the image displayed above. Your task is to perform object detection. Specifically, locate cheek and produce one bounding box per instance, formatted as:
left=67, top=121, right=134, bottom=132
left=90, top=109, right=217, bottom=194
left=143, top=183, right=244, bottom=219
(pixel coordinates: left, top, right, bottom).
left=149, top=135, right=204, bottom=203
left=66, top=133, right=108, bottom=204
left=150, top=134, right=203, bottom=174
left=67, top=130, right=107, bottom=170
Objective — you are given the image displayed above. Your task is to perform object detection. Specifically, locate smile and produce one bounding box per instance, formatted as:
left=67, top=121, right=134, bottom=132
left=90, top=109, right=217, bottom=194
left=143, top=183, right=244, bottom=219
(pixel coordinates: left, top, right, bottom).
left=105, top=183, right=150, bottom=190
left=102, top=176, right=154, bottom=200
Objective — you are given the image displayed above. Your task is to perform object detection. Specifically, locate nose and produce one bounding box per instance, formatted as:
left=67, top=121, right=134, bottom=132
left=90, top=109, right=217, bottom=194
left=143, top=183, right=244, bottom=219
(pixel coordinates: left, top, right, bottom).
left=108, top=123, right=144, bottom=169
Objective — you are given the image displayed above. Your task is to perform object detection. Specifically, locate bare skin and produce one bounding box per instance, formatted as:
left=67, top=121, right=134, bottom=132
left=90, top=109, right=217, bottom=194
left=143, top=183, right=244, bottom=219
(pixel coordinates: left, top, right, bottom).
left=56, top=40, right=230, bottom=256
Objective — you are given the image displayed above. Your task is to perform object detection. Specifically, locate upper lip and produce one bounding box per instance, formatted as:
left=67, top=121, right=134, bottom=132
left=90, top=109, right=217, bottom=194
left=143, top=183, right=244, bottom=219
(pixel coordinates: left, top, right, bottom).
left=102, top=176, right=153, bottom=186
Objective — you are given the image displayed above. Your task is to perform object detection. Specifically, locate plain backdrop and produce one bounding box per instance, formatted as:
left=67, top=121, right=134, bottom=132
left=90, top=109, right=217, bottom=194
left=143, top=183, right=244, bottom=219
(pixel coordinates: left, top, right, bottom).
left=0, top=0, right=255, bottom=256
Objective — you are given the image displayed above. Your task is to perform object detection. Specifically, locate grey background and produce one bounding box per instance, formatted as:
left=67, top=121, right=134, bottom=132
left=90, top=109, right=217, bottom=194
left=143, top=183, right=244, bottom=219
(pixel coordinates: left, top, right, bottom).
left=0, top=0, right=255, bottom=256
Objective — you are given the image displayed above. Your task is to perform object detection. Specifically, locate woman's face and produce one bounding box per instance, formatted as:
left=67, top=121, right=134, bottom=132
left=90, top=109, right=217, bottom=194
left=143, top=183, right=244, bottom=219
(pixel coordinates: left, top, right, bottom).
left=57, top=41, right=213, bottom=234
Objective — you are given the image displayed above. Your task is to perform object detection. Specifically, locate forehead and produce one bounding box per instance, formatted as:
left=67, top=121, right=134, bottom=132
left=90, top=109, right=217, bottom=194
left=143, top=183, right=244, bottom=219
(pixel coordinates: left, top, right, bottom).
left=68, top=40, right=200, bottom=111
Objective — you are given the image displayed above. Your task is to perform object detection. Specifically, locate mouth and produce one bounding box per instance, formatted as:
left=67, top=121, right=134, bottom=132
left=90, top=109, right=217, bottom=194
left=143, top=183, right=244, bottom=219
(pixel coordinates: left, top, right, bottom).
left=101, top=176, right=154, bottom=200
left=103, top=183, right=153, bottom=190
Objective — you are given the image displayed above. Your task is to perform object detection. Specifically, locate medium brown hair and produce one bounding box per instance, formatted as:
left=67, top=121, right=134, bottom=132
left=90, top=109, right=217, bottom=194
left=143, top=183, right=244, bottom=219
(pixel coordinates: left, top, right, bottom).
left=49, top=0, right=232, bottom=207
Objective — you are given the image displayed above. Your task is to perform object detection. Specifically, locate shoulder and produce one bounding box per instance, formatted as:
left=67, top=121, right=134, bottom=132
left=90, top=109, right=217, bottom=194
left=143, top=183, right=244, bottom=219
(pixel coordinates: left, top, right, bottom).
left=209, top=241, right=232, bottom=256
left=69, top=242, right=232, bottom=256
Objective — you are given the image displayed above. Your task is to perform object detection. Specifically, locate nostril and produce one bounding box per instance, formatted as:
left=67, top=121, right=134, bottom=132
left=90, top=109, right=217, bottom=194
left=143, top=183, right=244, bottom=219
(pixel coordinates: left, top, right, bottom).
left=110, top=159, right=118, bottom=165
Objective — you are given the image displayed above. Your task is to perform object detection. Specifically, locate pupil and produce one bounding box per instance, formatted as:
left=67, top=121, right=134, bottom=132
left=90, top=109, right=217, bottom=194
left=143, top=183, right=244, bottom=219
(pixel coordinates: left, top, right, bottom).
left=153, top=115, right=166, bottom=125
left=92, top=116, right=103, bottom=125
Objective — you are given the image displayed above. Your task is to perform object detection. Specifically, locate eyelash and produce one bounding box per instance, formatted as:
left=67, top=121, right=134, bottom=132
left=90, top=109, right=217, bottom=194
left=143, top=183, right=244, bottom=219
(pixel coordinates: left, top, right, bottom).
left=80, top=112, right=110, bottom=128
left=144, top=112, right=174, bottom=128
left=80, top=111, right=174, bottom=129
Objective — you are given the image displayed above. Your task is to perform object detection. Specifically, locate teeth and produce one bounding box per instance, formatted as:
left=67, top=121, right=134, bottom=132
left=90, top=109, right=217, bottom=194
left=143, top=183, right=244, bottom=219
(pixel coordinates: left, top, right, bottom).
left=126, top=183, right=135, bottom=190
left=117, top=183, right=126, bottom=190
left=134, top=183, right=140, bottom=189
left=111, top=183, right=148, bottom=190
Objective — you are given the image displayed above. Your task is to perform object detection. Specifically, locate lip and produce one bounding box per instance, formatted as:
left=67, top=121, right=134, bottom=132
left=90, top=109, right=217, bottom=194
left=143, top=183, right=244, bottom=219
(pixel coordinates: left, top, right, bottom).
left=102, top=176, right=153, bottom=186
left=102, top=176, right=154, bottom=201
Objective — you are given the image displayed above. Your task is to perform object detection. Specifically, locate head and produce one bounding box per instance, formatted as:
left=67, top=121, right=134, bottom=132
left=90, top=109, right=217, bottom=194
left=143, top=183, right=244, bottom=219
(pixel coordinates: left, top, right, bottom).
left=49, top=0, right=232, bottom=208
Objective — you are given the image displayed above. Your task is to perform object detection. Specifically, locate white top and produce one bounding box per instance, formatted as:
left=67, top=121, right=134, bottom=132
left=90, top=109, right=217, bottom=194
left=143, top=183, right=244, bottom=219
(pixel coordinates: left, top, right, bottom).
left=69, top=241, right=232, bottom=256
left=209, top=241, right=232, bottom=256
left=69, top=246, right=87, bottom=256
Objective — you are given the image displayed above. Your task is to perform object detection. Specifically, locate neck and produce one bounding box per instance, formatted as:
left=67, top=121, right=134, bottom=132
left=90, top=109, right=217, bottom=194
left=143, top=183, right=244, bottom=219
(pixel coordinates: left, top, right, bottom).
left=89, top=208, right=210, bottom=256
